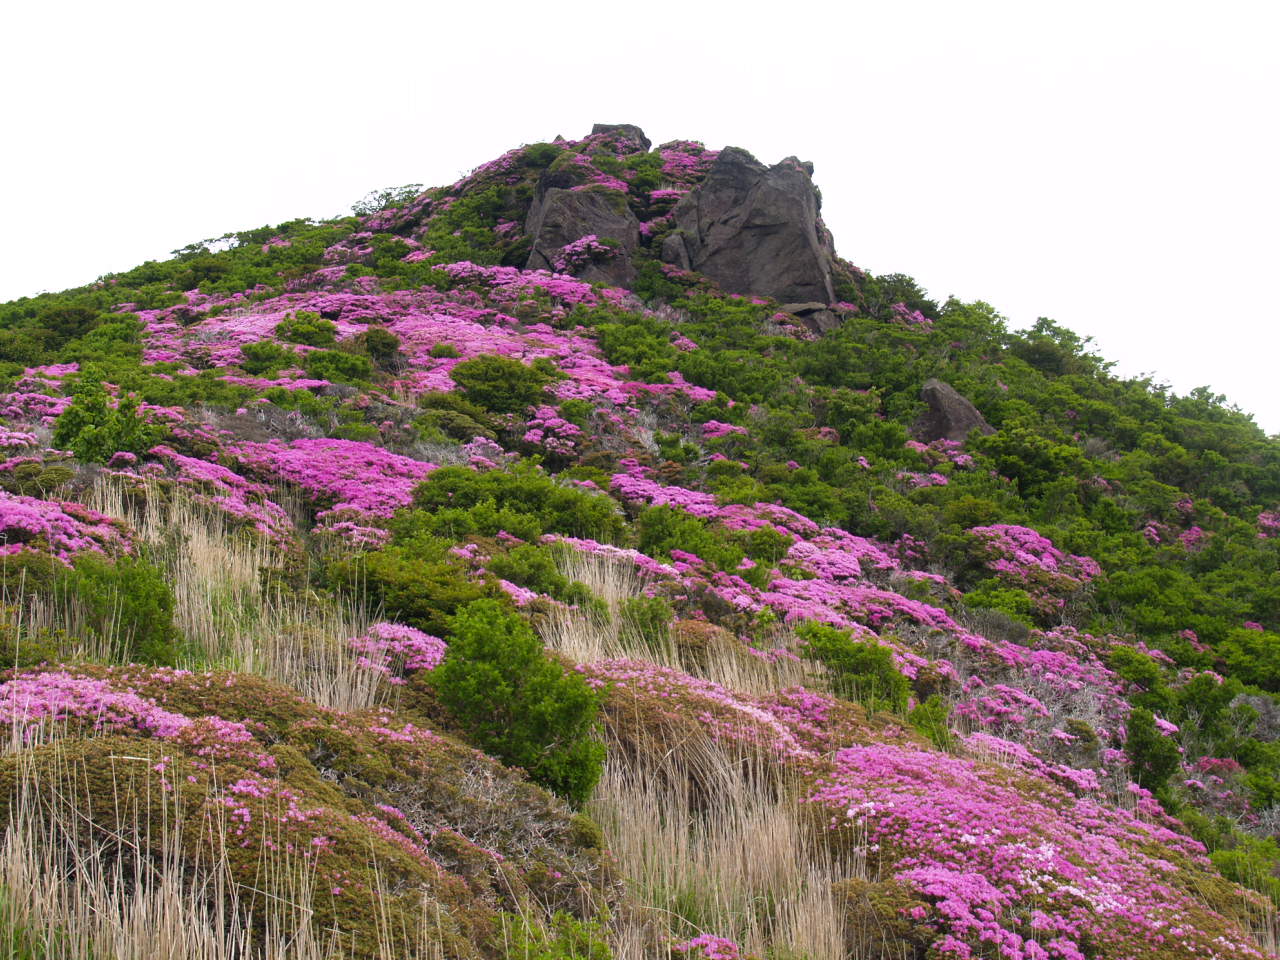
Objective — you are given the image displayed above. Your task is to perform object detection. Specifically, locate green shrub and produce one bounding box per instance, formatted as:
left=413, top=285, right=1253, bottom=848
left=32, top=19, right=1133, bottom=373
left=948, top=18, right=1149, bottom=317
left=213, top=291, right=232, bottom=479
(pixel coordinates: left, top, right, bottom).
left=635, top=505, right=744, bottom=573
left=909, top=694, right=954, bottom=750
left=486, top=544, right=592, bottom=606
left=429, top=342, right=460, bottom=359
left=56, top=554, right=180, bottom=665
left=275, top=310, right=337, bottom=347
left=427, top=600, right=605, bottom=805
left=1124, top=707, right=1181, bottom=798
left=360, top=327, right=401, bottom=368
left=415, top=408, right=495, bottom=442
left=0, top=605, right=64, bottom=669
left=1219, top=628, right=1280, bottom=692
left=497, top=910, right=611, bottom=960
left=797, top=621, right=910, bottom=713
left=618, top=596, right=674, bottom=650
left=239, top=340, right=294, bottom=375
left=338, top=543, right=498, bottom=637
left=449, top=354, right=553, bottom=413
left=410, top=464, right=623, bottom=541
left=1210, top=834, right=1280, bottom=906
left=961, top=580, right=1037, bottom=627
left=302, top=349, right=374, bottom=385
left=52, top=379, right=165, bottom=464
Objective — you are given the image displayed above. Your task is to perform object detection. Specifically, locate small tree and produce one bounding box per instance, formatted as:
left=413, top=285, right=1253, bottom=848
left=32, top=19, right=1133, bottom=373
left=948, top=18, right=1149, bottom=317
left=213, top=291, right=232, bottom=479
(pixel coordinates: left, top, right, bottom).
left=1125, top=707, right=1181, bottom=799
left=427, top=599, right=605, bottom=805
left=52, top=379, right=163, bottom=464
left=797, top=621, right=910, bottom=713
left=450, top=354, right=553, bottom=414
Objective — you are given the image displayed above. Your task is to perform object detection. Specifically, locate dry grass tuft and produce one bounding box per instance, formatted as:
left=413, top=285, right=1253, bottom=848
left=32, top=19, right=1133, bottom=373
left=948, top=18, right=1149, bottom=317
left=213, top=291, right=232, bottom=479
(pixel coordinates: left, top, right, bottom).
left=83, top=478, right=381, bottom=712
left=543, top=551, right=816, bottom=695
left=589, top=728, right=855, bottom=960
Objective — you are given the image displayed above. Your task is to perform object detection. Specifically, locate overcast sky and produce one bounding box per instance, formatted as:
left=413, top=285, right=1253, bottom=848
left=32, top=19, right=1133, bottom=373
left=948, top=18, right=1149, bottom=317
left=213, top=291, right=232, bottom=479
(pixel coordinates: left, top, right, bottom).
left=3, top=0, right=1276, bottom=432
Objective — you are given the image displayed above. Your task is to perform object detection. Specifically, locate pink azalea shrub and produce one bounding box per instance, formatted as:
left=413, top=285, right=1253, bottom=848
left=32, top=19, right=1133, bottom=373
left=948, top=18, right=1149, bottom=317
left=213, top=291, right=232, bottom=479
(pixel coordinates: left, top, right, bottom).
left=231, top=437, right=436, bottom=529
left=0, top=491, right=132, bottom=564
left=808, top=742, right=1267, bottom=960
left=348, top=622, right=446, bottom=685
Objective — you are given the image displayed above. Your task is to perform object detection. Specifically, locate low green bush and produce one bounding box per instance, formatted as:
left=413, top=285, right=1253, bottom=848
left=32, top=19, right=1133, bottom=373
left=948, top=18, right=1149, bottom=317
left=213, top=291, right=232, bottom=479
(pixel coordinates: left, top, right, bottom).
left=427, top=600, right=605, bottom=805
left=56, top=554, right=181, bottom=665
left=275, top=310, right=337, bottom=347
left=302, top=349, right=374, bottom=385
left=797, top=621, right=910, bottom=713
left=450, top=354, right=554, bottom=413
left=52, top=379, right=165, bottom=464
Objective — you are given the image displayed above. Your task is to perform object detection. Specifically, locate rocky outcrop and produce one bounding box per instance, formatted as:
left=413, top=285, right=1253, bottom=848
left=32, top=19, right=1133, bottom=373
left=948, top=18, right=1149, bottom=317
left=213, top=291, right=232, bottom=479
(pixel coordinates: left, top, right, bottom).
left=663, top=147, right=836, bottom=304
left=520, top=127, right=837, bottom=303
left=590, top=123, right=651, bottom=151
left=913, top=379, right=995, bottom=442
left=524, top=187, right=640, bottom=287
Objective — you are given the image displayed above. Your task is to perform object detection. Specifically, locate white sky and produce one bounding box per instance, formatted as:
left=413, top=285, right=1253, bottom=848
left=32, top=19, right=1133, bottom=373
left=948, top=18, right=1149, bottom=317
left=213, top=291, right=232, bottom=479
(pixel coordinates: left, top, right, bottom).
left=2, top=0, right=1276, bottom=432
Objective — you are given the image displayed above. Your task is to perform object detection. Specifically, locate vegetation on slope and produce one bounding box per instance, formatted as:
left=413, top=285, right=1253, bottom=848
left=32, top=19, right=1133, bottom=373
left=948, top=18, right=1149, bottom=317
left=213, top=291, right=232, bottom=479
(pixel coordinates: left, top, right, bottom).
left=0, top=125, right=1276, bottom=958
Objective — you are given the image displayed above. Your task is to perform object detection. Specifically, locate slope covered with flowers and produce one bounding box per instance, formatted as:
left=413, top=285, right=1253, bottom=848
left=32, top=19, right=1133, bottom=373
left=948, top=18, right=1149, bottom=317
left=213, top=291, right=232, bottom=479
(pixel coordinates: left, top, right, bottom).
left=0, top=125, right=1276, bottom=959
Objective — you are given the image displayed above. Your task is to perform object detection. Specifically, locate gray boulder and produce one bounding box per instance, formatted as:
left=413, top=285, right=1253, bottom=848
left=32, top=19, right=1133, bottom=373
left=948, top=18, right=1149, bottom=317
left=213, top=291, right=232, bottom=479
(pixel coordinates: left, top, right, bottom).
left=524, top=187, right=641, bottom=287
left=780, top=302, right=841, bottom=334
left=590, top=123, right=651, bottom=152
left=663, top=147, right=836, bottom=304
left=913, top=379, right=995, bottom=442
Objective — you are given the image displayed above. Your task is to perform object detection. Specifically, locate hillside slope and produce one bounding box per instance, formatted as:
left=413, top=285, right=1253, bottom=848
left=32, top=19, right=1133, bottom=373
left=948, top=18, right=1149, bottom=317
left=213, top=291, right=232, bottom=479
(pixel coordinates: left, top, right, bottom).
left=0, top=123, right=1277, bottom=959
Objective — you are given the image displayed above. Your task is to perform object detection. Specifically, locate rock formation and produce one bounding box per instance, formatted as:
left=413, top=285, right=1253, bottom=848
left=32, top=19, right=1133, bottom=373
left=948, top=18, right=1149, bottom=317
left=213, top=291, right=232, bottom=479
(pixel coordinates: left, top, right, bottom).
left=913, top=379, right=995, bottom=442
left=524, top=186, right=640, bottom=288
left=663, top=147, right=837, bottom=305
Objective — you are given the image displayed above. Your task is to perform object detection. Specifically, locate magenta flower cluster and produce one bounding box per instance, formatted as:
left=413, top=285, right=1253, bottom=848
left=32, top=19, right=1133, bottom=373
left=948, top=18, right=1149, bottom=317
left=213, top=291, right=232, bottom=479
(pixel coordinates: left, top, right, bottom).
left=348, top=622, right=446, bottom=685
left=231, top=438, right=437, bottom=532
left=0, top=491, right=132, bottom=564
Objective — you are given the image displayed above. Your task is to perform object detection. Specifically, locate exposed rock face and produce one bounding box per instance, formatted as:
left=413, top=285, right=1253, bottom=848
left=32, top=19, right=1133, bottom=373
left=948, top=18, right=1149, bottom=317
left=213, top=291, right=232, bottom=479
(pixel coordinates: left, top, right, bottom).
left=780, top=301, right=841, bottom=334
left=913, top=379, right=995, bottom=442
left=520, top=126, right=837, bottom=303
left=664, top=147, right=836, bottom=304
left=590, top=123, right=651, bottom=151
left=524, top=187, right=640, bottom=287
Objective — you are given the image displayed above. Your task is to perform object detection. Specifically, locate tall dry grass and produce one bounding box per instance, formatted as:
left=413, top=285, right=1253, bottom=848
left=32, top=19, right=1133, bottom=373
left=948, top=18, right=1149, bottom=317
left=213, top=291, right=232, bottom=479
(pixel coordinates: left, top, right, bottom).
left=78, top=478, right=382, bottom=711
left=544, top=550, right=852, bottom=957
left=0, top=725, right=448, bottom=960
left=544, top=550, right=816, bottom=695
left=590, top=729, right=856, bottom=960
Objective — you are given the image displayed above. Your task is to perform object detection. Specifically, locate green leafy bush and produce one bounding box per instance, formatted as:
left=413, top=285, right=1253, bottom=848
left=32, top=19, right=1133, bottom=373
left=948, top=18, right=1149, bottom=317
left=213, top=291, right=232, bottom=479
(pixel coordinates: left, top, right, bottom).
left=635, top=505, right=744, bottom=573
left=486, top=544, right=592, bottom=606
left=1219, top=628, right=1280, bottom=692
left=336, top=541, right=498, bottom=637
left=56, top=554, right=181, bottom=665
left=797, top=621, right=910, bottom=713
left=618, top=596, right=674, bottom=651
left=1124, top=707, right=1181, bottom=798
left=239, top=340, right=294, bottom=375
left=909, top=694, right=954, bottom=750
left=276, top=310, right=337, bottom=347
left=359, top=326, right=401, bottom=369
left=449, top=354, right=553, bottom=413
left=52, top=379, right=165, bottom=464
left=410, top=464, right=623, bottom=541
left=301, top=349, right=374, bottom=385
left=427, top=600, right=605, bottom=804
left=496, top=911, right=611, bottom=960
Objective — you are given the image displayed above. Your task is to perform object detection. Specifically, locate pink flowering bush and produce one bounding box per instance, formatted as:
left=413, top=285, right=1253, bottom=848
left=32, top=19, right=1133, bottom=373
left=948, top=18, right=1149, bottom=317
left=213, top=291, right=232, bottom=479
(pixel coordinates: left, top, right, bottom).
left=231, top=437, right=436, bottom=532
left=809, top=742, right=1266, bottom=960
left=348, top=622, right=446, bottom=685
left=966, top=525, right=1100, bottom=616
left=0, top=491, right=132, bottom=564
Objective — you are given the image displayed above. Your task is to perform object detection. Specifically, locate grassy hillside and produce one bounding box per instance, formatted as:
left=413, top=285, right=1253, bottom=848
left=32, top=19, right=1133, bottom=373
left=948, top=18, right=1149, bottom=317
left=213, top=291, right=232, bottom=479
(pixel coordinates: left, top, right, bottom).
left=0, top=126, right=1276, bottom=959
